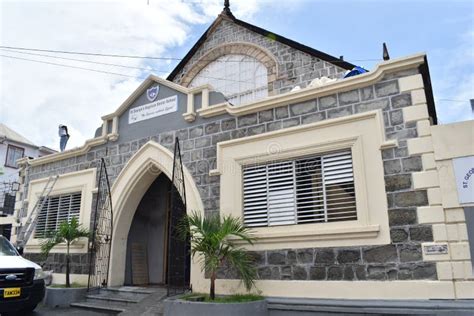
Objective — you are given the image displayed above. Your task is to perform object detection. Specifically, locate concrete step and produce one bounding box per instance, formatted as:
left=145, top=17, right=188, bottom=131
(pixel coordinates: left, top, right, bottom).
left=71, top=286, right=167, bottom=314
left=85, top=294, right=142, bottom=307
left=105, top=286, right=166, bottom=294
left=70, top=301, right=125, bottom=314
left=100, top=286, right=166, bottom=299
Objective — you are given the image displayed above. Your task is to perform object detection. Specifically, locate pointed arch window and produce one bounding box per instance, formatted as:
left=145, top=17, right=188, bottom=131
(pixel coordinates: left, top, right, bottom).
left=189, top=54, right=268, bottom=106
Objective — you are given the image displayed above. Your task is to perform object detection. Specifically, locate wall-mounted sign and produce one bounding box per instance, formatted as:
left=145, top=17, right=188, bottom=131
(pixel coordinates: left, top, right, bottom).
left=453, top=155, right=474, bottom=204
left=146, top=86, right=159, bottom=102
left=129, top=95, right=178, bottom=124
left=424, top=244, right=448, bottom=255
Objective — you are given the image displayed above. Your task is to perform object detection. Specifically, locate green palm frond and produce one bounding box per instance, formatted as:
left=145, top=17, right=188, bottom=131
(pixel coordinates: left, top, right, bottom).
left=226, top=248, right=257, bottom=291
left=40, top=217, right=90, bottom=288
left=40, top=217, right=90, bottom=257
left=181, top=211, right=257, bottom=299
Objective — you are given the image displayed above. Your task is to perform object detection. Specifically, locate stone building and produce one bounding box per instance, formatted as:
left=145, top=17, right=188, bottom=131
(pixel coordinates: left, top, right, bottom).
left=13, top=2, right=473, bottom=303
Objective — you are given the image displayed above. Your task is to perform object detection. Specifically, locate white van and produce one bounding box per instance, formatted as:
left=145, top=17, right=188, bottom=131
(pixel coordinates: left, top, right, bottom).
left=0, top=235, right=46, bottom=313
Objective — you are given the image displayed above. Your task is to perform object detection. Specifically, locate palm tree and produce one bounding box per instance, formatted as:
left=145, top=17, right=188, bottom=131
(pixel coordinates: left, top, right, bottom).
left=180, top=211, right=257, bottom=300
left=41, top=217, right=89, bottom=288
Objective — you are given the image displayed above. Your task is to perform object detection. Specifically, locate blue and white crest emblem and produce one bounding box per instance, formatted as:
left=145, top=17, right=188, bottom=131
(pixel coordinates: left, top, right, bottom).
left=147, top=86, right=159, bottom=102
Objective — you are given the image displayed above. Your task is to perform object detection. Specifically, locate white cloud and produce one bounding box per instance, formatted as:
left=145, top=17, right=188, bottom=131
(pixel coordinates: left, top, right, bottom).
left=0, top=0, right=268, bottom=150
left=431, top=30, right=474, bottom=124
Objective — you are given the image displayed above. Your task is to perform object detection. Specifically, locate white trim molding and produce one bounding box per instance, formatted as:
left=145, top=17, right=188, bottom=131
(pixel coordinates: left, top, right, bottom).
left=17, top=54, right=422, bottom=168
left=209, top=279, right=455, bottom=300
left=197, top=53, right=427, bottom=118
left=214, top=110, right=394, bottom=250
left=22, top=168, right=97, bottom=253
left=107, top=141, right=205, bottom=287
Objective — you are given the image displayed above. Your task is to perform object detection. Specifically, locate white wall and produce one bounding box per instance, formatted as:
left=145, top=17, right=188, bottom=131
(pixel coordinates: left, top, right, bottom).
left=0, top=140, right=41, bottom=183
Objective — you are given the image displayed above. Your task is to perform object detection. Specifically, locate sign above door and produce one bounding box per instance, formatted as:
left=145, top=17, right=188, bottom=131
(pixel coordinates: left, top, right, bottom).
left=129, top=95, right=178, bottom=124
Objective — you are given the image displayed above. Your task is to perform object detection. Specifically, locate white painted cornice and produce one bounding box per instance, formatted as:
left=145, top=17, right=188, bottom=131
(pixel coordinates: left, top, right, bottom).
left=19, top=54, right=423, bottom=168
left=197, top=53, right=426, bottom=118
left=17, top=135, right=110, bottom=167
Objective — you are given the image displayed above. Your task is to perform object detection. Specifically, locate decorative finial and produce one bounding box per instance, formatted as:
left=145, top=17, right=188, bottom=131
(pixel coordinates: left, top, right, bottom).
left=223, top=0, right=232, bottom=16
left=383, top=42, right=390, bottom=61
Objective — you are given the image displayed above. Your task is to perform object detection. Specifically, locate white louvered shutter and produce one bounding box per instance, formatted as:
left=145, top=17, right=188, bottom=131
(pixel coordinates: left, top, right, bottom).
left=34, top=192, right=82, bottom=238
left=321, top=151, right=357, bottom=222
left=243, top=165, right=268, bottom=227
left=45, top=196, right=60, bottom=234
left=295, top=156, right=325, bottom=223
left=267, top=161, right=296, bottom=226
left=243, top=150, right=356, bottom=227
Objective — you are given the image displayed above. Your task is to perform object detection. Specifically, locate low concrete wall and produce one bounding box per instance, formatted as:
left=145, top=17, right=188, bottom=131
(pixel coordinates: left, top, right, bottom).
left=164, top=298, right=268, bottom=316
left=43, top=287, right=88, bottom=308
left=267, top=297, right=474, bottom=315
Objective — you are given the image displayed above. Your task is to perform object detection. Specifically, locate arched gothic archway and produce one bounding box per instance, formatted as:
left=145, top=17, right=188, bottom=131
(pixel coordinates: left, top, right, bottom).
left=107, top=141, right=204, bottom=287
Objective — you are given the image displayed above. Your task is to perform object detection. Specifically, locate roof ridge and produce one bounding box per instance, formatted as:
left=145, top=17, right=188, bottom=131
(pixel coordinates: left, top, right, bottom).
left=167, top=12, right=355, bottom=82
left=0, top=123, right=36, bottom=146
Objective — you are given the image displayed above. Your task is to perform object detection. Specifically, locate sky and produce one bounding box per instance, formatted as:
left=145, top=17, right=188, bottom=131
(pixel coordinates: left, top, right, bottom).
left=0, top=0, right=473, bottom=151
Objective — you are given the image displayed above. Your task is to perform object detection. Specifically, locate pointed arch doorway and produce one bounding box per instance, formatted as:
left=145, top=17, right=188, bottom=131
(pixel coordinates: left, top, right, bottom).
left=107, top=141, right=204, bottom=288
left=124, top=173, right=188, bottom=286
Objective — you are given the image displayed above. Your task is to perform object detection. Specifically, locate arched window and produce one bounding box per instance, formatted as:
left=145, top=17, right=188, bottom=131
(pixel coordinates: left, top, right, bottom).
left=189, top=54, right=268, bottom=106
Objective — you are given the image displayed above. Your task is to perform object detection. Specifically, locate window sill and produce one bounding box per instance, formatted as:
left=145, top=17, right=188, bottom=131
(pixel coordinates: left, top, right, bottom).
left=25, top=240, right=87, bottom=252
left=230, top=224, right=380, bottom=246
left=216, top=110, right=392, bottom=250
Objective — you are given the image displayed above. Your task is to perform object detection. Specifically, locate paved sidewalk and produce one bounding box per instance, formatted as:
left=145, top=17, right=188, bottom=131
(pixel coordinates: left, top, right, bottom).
left=118, top=291, right=168, bottom=316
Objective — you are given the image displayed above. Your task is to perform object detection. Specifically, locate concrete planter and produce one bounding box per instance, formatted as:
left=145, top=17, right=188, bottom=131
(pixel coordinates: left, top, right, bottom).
left=164, top=297, right=268, bottom=316
left=43, top=286, right=88, bottom=308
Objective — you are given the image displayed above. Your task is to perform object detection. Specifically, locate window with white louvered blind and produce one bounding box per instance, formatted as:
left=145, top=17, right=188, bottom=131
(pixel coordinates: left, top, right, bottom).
left=34, top=192, right=82, bottom=238
left=243, top=151, right=356, bottom=227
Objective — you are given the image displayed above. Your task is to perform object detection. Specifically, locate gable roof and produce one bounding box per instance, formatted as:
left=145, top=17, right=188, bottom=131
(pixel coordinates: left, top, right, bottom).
left=167, top=8, right=356, bottom=82
left=101, top=74, right=211, bottom=120
left=0, top=123, right=35, bottom=146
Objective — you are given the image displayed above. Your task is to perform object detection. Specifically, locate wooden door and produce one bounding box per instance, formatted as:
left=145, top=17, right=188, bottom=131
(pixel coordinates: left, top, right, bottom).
left=131, top=242, right=149, bottom=285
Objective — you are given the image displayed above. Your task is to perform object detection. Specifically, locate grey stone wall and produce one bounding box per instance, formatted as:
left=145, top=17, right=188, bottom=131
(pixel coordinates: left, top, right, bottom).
left=24, top=67, right=435, bottom=280
left=217, top=246, right=436, bottom=281
left=171, top=19, right=347, bottom=94
left=23, top=253, right=89, bottom=275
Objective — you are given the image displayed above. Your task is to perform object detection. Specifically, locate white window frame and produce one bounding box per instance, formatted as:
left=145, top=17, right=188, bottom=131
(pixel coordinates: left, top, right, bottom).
left=34, top=192, right=82, bottom=238
left=189, top=54, right=268, bottom=106
left=24, top=168, right=96, bottom=252
left=213, top=110, right=395, bottom=250
left=5, top=144, right=25, bottom=168
left=243, top=150, right=357, bottom=228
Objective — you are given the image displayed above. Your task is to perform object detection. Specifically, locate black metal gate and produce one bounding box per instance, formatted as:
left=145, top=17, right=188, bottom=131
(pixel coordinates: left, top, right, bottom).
left=0, top=181, right=18, bottom=240
left=87, top=157, right=113, bottom=291
left=0, top=181, right=19, bottom=217
left=167, top=137, right=190, bottom=296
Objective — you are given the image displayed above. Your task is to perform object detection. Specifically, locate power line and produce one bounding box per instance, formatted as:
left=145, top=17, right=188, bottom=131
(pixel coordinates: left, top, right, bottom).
left=0, top=48, right=159, bottom=72
left=0, top=45, right=181, bottom=61
left=0, top=54, right=142, bottom=79
left=0, top=45, right=381, bottom=64
left=0, top=49, right=255, bottom=84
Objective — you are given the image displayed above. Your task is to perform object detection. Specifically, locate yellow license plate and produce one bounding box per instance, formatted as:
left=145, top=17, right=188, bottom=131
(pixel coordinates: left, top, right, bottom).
left=3, top=288, right=21, bottom=298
